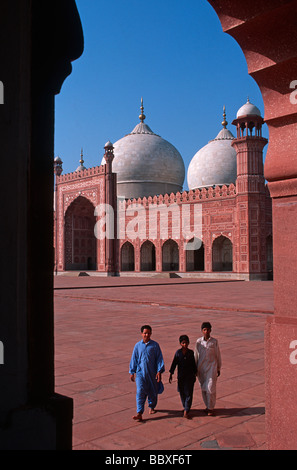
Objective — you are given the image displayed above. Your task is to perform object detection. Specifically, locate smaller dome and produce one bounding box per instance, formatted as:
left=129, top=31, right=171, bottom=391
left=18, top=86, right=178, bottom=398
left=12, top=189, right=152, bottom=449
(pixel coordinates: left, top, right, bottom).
left=187, top=107, right=237, bottom=190
left=76, top=164, right=86, bottom=171
left=236, top=98, right=261, bottom=118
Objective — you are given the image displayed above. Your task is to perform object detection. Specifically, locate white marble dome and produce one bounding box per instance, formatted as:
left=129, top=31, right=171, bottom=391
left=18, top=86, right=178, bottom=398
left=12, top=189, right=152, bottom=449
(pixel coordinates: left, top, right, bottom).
left=187, top=111, right=237, bottom=190
left=102, top=101, right=185, bottom=199
left=236, top=98, right=261, bottom=118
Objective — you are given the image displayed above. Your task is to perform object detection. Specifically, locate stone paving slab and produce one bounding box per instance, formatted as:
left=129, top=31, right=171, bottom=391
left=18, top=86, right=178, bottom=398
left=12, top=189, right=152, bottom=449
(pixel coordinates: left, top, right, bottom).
left=54, top=276, right=273, bottom=451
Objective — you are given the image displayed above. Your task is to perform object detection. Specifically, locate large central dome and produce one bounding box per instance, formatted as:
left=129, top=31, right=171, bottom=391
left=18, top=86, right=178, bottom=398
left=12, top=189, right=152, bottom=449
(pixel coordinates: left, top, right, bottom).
left=106, top=100, right=185, bottom=200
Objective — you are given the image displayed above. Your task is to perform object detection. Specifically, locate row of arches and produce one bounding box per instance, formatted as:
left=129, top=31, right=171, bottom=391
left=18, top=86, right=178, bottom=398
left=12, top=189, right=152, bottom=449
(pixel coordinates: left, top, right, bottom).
left=121, top=236, right=232, bottom=272
left=62, top=196, right=273, bottom=275
left=63, top=196, right=234, bottom=272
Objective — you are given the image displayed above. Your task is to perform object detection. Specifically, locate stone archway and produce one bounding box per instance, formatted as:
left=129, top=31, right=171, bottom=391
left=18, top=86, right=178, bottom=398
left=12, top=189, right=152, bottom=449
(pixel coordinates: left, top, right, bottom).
left=121, top=242, right=135, bottom=271
left=186, top=238, right=205, bottom=271
left=64, top=196, right=97, bottom=271
left=162, top=239, right=179, bottom=271
left=212, top=235, right=233, bottom=272
left=140, top=240, right=156, bottom=271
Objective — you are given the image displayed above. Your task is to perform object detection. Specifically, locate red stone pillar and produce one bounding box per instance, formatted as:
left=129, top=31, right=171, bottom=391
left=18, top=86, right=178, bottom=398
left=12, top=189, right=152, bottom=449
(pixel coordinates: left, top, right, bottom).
left=208, top=0, right=297, bottom=449
left=54, top=157, right=63, bottom=273
left=103, top=141, right=117, bottom=275
left=265, top=181, right=297, bottom=450
left=0, top=0, right=83, bottom=449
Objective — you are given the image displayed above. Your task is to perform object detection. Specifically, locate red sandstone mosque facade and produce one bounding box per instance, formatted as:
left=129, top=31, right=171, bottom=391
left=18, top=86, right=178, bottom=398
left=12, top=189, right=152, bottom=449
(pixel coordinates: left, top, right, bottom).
left=54, top=99, right=272, bottom=280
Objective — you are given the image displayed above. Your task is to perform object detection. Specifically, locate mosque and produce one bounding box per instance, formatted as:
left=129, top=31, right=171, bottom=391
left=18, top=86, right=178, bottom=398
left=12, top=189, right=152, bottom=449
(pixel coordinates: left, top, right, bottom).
left=54, top=98, right=273, bottom=280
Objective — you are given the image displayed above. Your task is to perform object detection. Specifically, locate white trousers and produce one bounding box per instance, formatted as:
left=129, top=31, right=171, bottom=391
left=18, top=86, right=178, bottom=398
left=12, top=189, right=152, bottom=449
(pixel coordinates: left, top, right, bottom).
left=202, top=390, right=216, bottom=410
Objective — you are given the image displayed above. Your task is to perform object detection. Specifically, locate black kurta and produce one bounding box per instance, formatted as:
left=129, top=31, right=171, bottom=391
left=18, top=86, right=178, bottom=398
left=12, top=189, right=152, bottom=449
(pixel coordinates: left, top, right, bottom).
left=169, top=348, right=197, bottom=412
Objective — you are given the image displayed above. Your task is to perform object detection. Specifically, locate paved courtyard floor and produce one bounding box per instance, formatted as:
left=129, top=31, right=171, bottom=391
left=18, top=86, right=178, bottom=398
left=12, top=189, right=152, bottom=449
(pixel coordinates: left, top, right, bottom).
left=54, top=275, right=274, bottom=451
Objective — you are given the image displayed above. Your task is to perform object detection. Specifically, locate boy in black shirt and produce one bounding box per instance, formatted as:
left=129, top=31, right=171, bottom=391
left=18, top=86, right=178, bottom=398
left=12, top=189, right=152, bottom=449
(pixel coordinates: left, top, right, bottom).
left=169, top=335, right=197, bottom=419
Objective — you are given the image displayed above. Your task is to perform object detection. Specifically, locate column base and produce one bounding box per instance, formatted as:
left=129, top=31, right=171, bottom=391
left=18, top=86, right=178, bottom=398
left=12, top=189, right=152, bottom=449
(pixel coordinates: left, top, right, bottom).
left=0, top=394, right=73, bottom=450
left=265, top=316, right=297, bottom=450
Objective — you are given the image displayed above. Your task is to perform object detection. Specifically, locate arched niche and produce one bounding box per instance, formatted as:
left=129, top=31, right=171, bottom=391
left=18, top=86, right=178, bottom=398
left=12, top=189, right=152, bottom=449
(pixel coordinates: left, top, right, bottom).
left=162, top=239, right=179, bottom=271
left=140, top=240, right=156, bottom=271
left=121, top=241, right=135, bottom=271
left=186, top=238, right=205, bottom=271
left=64, top=196, right=97, bottom=271
left=212, top=235, right=233, bottom=272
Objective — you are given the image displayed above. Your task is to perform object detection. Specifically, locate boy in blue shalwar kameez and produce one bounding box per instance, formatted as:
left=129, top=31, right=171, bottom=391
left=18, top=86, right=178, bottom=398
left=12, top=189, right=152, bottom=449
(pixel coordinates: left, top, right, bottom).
left=129, top=325, right=165, bottom=421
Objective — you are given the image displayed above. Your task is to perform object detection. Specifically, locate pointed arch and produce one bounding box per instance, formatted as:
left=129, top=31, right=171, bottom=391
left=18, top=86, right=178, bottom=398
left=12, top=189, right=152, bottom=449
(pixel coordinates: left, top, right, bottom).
left=64, top=196, right=97, bottom=271
left=140, top=240, right=156, bottom=271
left=186, top=238, right=205, bottom=271
left=121, top=241, right=135, bottom=271
left=162, top=239, right=179, bottom=271
left=212, top=235, right=233, bottom=272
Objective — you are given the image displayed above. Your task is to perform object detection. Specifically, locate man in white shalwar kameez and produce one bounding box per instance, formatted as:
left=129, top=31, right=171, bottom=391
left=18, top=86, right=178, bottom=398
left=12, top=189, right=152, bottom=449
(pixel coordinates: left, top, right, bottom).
left=194, top=322, right=221, bottom=415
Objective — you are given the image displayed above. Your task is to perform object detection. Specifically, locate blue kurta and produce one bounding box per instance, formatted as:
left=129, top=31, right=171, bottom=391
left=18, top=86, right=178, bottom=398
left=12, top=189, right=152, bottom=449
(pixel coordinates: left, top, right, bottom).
left=129, top=339, right=165, bottom=413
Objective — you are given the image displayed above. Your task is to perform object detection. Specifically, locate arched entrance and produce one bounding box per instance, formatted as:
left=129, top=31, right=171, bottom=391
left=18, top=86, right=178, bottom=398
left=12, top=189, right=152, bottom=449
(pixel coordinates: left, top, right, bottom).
left=121, top=242, right=135, bottom=271
left=64, top=196, right=97, bottom=271
left=212, top=235, right=233, bottom=272
left=186, top=238, right=205, bottom=271
left=140, top=241, right=156, bottom=271
left=162, top=239, right=179, bottom=271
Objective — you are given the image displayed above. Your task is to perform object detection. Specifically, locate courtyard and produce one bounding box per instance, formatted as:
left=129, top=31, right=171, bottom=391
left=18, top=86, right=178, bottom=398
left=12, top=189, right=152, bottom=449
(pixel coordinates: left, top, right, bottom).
left=54, top=275, right=273, bottom=450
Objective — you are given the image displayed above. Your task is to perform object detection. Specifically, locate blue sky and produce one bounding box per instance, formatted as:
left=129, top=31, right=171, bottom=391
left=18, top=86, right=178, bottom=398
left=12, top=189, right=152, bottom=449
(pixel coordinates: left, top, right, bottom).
left=54, top=0, right=268, bottom=189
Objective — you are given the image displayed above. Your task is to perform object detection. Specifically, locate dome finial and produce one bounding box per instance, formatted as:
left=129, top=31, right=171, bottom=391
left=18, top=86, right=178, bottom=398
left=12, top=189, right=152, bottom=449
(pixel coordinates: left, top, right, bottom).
left=222, top=105, right=228, bottom=129
left=80, top=148, right=84, bottom=165
left=76, top=148, right=86, bottom=171
left=139, top=97, right=146, bottom=122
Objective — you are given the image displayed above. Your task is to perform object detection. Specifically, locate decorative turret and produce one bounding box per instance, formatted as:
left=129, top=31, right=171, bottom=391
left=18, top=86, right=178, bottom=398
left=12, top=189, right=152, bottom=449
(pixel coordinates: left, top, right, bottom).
left=54, top=156, right=63, bottom=176
left=232, top=99, right=269, bottom=278
left=233, top=98, right=263, bottom=138
left=103, top=140, right=114, bottom=174
left=232, top=99, right=268, bottom=194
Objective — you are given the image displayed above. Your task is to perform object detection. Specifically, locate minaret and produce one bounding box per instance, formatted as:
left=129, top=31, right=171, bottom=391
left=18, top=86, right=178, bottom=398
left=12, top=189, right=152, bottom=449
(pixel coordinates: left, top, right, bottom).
left=232, top=98, right=267, bottom=194
left=232, top=99, right=269, bottom=279
left=103, top=141, right=117, bottom=274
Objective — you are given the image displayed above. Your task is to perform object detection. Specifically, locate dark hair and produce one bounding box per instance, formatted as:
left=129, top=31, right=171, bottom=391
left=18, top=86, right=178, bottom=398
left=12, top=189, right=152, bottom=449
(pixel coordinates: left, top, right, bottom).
left=141, top=324, right=152, bottom=333
left=179, top=335, right=189, bottom=344
left=201, top=322, right=212, bottom=330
